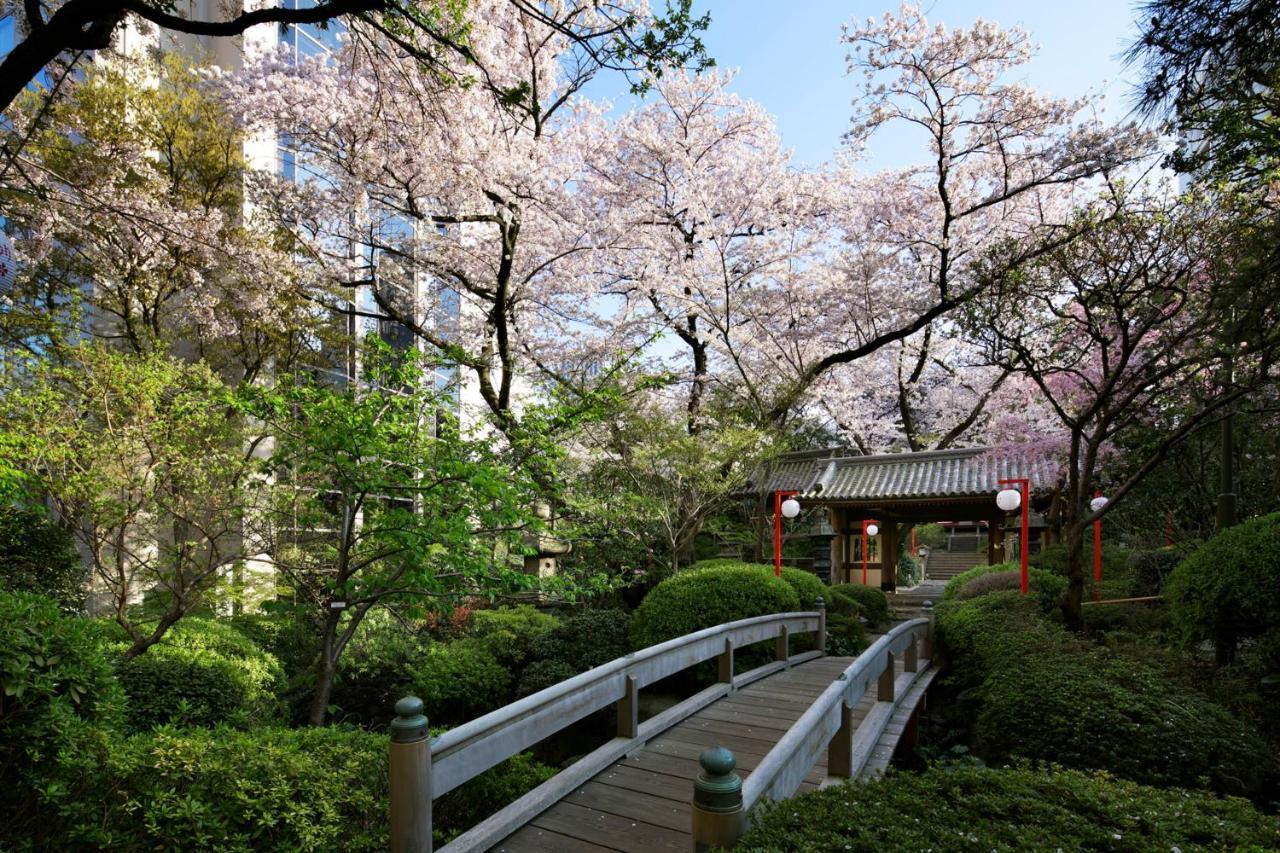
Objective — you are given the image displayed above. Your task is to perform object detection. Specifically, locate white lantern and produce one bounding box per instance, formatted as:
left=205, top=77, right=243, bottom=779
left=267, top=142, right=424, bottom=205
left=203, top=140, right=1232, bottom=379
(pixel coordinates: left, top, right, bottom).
left=996, top=488, right=1022, bottom=512
left=1090, top=495, right=1108, bottom=513
left=780, top=497, right=801, bottom=519
left=866, top=523, right=879, bottom=537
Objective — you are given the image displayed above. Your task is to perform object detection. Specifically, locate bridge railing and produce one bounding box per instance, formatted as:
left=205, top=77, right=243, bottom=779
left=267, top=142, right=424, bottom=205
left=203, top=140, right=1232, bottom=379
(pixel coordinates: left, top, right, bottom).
left=388, top=600, right=828, bottom=853
left=690, top=614, right=935, bottom=849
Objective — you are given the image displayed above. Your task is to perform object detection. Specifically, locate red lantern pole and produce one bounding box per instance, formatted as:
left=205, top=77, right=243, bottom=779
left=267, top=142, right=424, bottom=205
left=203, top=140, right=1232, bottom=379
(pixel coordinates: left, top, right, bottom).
left=1093, top=491, right=1103, bottom=602
left=998, top=478, right=1030, bottom=595
left=773, top=490, right=798, bottom=578
left=861, top=518, right=880, bottom=586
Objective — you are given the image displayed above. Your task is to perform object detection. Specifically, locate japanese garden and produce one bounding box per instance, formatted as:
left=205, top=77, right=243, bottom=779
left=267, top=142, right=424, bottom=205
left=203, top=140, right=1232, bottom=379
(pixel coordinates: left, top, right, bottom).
left=0, top=1, right=1278, bottom=850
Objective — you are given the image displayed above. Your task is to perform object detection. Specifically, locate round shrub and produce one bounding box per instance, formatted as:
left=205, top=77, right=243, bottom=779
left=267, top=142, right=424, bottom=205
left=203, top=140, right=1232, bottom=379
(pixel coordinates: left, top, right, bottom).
left=824, top=612, right=867, bottom=657
left=469, top=605, right=560, bottom=668
left=954, top=569, right=1022, bottom=600
left=943, top=561, right=1066, bottom=612
left=825, top=588, right=863, bottom=619
left=1127, top=547, right=1184, bottom=598
left=0, top=507, right=85, bottom=613
left=528, top=608, right=631, bottom=672
left=829, top=584, right=890, bottom=627
left=103, top=617, right=286, bottom=731
left=630, top=565, right=800, bottom=648
left=736, top=765, right=1280, bottom=851
left=690, top=560, right=827, bottom=609
left=411, top=639, right=511, bottom=726
left=516, top=658, right=579, bottom=698
left=1167, top=512, right=1280, bottom=665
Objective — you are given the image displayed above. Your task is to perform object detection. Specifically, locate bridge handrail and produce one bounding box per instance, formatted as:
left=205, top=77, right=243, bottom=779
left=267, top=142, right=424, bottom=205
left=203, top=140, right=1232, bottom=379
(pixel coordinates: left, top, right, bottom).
left=740, top=616, right=931, bottom=810
left=430, top=608, right=822, bottom=798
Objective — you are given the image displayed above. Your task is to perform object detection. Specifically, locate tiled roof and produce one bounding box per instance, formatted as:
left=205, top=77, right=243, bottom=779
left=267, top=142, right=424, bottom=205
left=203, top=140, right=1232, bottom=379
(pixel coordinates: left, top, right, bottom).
left=749, top=446, right=1057, bottom=502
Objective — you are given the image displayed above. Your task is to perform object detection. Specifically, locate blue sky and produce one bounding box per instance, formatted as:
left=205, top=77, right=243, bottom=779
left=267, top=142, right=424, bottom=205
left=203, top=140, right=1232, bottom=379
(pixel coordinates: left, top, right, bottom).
left=599, top=1, right=1147, bottom=171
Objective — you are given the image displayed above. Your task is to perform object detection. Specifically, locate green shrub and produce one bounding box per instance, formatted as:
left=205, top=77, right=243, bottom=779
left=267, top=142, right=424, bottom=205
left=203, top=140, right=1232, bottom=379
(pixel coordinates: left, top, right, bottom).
left=825, top=588, right=863, bottom=619
left=896, top=552, right=922, bottom=587
left=736, top=765, right=1280, bottom=851
left=329, top=610, right=429, bottom=727
left=689, top=560, right=827, bottom=610
left=828, top=584, right=890, bottom=627
left=411, top=639, right=511, bottom=726
left=469, top=605, right=560, bottom=668
left=528, top=608, right=631, bottom=672
left=1128, top=547, right=1184, bottom=598
left=516, top=658, right=580, bottom=698
left=630, top=565, right=800, bottom=648
left=434, top=753, right=556, bottom=846
left=0, top=590, right=125, bottom=828
left=954, top=569, right=1022, bottom=600
left=935, top=592, right=1276, bottom=796
left=824, top=612, right=867, bottom=657
left=914, top=522, right=946, bottom=550
left=0, top=506, right=85, bottom=613
left=1167, top=512, right=1280, bottom=666
left=28, top=725, right=388, bottom=851
left=230, top=610, right=320, bottom=680
left=1031, top=541, right=1132, bottom=579
left=943, top=561, right=1066, bottom=612
left=101, top=617, right=286, bottom=731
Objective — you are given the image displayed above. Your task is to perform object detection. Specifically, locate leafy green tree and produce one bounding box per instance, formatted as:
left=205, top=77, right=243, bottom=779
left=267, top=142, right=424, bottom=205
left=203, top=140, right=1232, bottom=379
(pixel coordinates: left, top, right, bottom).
left=0, top=504, right=85, bottom=612
left=0, top=345, right=261, bottom=658
left=240, top=341, right=589, bottom=725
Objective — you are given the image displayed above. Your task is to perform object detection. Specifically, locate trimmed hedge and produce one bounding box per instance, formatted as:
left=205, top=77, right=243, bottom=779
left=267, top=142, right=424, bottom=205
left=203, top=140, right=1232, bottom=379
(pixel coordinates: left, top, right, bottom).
left=736, top=765, right=1280, bottom=851
left=101, top=617, right=286, bottom=731
left=528, top=608, right=631, bottom=672
left=935, top=591, right=1275, bottom=796
left=410, top=639, right=511, bottom=726
left=689, top=560, right=827, bottom=609
left=631, top=565, right=800, bottom=648
left=828, top=584, right=890, bottom=627
left=469, top=605, right=561, bottom=669
left=1128, top=547, right=1183, bottom=598
left=1167, top=512, right=1280, bottom=666
left=943, top=561, right=1065, bottom=612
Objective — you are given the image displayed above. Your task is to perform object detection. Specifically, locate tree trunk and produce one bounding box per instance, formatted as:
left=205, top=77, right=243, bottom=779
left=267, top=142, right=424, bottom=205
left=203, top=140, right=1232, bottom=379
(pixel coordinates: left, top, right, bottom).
left=308, top=612, right=342, bottom=726
left=1061, top=521, right=1087, bottom=631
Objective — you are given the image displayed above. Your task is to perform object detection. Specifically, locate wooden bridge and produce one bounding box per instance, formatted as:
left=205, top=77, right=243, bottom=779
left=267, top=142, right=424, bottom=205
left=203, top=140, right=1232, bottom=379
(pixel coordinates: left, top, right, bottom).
left=388, top=603, right=936, bottom=852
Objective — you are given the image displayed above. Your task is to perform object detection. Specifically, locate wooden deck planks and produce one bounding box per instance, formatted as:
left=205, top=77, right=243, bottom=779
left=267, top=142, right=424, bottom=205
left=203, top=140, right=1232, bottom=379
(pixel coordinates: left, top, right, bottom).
left=495, top=656, right=889, bottom=853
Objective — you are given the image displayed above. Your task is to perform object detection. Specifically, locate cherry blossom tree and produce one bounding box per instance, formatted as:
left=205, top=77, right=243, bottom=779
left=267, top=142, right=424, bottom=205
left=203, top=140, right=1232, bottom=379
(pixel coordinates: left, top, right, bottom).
left=969, top=181, right=1280, bottom=628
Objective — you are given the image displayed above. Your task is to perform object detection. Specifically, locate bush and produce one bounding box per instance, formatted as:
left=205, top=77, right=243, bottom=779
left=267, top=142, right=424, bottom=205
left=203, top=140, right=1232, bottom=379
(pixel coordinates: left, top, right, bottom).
left=329, top=610, right=430, bottom=727
left=1166, top=512, right=1280, bottom=666
left=736, top=765, right=1280, bottom=851
left=101, top=617, right=286, bottom=731
left=469, top=605, right=560, bottom=668
left=27, top=725, right=389, bottom=851
left=689, top=560, right=827, bottom=609
left=828, top=584, right=890, bottom=627
left=411, top=639, right=511, bottom=726
left=1031, top=541, right=1132, bottom=579
left=896, top=552, right=922, bottom=588
left=824, top=612, right=867, bottom=657
left=528, top=608, right=631, bottom=672
left=935, top=592, right=1276, bottom=796
left=0, top=506, right=85, bottom=613
left=943, top=561, right=1066, bottom=612
left=434, top=754, right=556, bottom=847
left=1128, top=547, right=1184, bottom=598
left=825, top=588, right=862, bottom=619
left=230, top=610, right=320, bottom=681
left=516, top=658, right=580, bottom=698
left=954, top=569, right=1022, bottom=600
left=630, top=565, right=800, bottom=648
left=0, top=590, right=125, bottom=829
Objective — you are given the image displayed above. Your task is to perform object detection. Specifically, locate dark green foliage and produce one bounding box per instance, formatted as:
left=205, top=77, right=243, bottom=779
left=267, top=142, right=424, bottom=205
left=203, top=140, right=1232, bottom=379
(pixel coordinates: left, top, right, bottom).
left=1166, top=512, right=1280, bottom=666
left=329, top=611, right=427, bottom=727
left=0, top=506, right=85, bottom=612
left=943, top=561, right=1066, bottom=612
left=434, top=754, right=556, bottom=846
left=469, top=605, right=561, bottom=668
left=516, top=658, right=580, bottom=698
left=1030, top=542, right=1132, bottom=578
left=824, top=613, right=867, bottom=657
left=0, top=590, right=125, bottom=828
left=954, top=569, right=1022, bottom=600
left=529, top=608, right=632, bottom=671
left=828, top=584, right=890, bottom=627
left=825, top=588, right=862, bottom=619
left=230, top=610, right=320, bottom=680
left=25, top=724, right=388, bottom=851
left=1127, top=547, right=1184, bottom=598
left=630, top=565, right=800, bottom=648
left=101, top=617, right=286, bottom=731
left=896, top=552, right=922, bottom=587
left=935, top=592, right=1276, bottom=796
left=736, top=765, right=1280, bottom=851
left=411, top=639, right=511, bottom=726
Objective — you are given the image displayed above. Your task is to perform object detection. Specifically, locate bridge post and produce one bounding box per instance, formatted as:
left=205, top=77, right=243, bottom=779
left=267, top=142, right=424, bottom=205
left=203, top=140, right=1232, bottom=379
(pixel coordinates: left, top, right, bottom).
left=775, top=624, right=790, bottom=666
left=718, top=638, right=735, bottom=692
left=691, top=747, right=745, bottom=851
left=904, top=636, right=918, bottom=673
left=877, top=651, right=896, bottom=702
left=826, top=699, right=854, bottom=778
left=617, top=674, right=639, bottom=738
left=814, top=596, right=826, bottom=654
left=389, top=696, right=432, bottom=853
